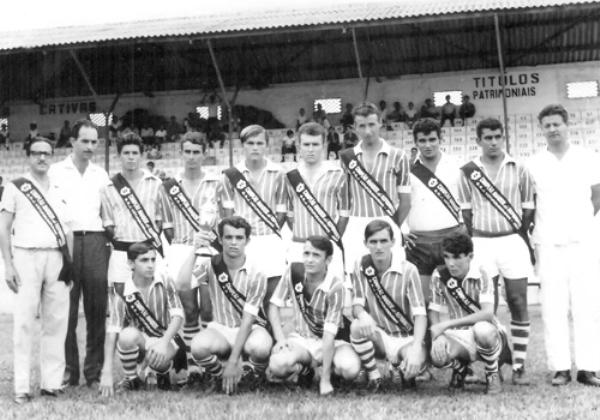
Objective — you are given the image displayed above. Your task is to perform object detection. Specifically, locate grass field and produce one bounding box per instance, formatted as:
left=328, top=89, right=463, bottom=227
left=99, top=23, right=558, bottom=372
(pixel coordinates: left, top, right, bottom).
left=1, top=306, right=599, bottom=420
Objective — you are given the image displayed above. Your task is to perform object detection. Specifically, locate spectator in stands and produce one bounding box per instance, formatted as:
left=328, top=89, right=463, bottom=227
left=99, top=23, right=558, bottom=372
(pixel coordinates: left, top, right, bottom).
left=147, top=146, right=163, bottom=160
left=406, top=101, right=417, bottom=128
left=206, top=94, right=222, bottom=131
left=146, top=160, right=157, bottom=175
left=296, top=107, right=309, bottom=129
left=326, top=126, right=341, bottom=159
left=440, top=95, right=457, bottom=127
left=183, top=118, right=193, bottom=133
left=420, top=98, right=439, bottom=119
left=166, top=115, right=181, bottom=142
left=379, top=100, right=389, bottom=127
left=409, top=146, right=419, bottom=169
left=281, top=129, right=297, bottom=162
left=313, top=103, right=326, bottom=125
left=140, top=124, right=155, bottom=151
left=387, top=101, right=407, bottom=124
left=108, top=116, right=120, bottom=146
left=155, top=124, right=166, bottom=151
left=23, top=122, right=39, bottom=154
left=0, top=123, right=9, bottom=150
left=340, top=103, right=354, bottom=127
left=459, top=95, right=476, bottom=120
left=57, top=120, right=72, bottom=148
left=342, top=125, right=359, bottom=149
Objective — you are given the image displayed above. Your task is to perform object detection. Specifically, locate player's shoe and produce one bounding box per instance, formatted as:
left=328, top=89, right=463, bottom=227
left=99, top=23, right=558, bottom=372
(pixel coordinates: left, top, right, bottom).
left=485, top=372, right=502, bottom=394
left=239, top=362, right=263, bottom=391
left=365, top=377, right=383, bottom=393
left=449, top=364, right=468, bottom=390
left=117, top=376, right=142, bottom=393
left=512, top=366, right=530, bottom=386
left=202, top=374, right=221, bottom=394
left=157, top=372, right=171, bottom=390
left=354, top=369, right=368, bottom=386
left=296, top=365, right=315, bottom=389
left=463, top=364, right=483, bottom=384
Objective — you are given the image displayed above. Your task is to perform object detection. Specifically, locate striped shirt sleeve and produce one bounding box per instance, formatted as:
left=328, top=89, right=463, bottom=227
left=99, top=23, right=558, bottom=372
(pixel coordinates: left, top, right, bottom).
left=164, top=275, right=184, bottom=320
left=457, top=170, right=472, bottom=210
left=351, top=260, right=366, bottom=307
left=160, top=187, right=175, bottom=229
left=270, top=269, right=290, bottom=307
left=405, top=264, right=426, bottom=316
left=396, top=152, right=412, bottom=193
left=244, top=269, right=267, bottom=316
left=519, top=165, right=535, bottom=210
left=106, top=288, right=126, bottom=333
left=429, top=269, right=446, bottom=313
left=323, top=280, right=344, bottom=335
left=100, top=185, right=115, bottom=227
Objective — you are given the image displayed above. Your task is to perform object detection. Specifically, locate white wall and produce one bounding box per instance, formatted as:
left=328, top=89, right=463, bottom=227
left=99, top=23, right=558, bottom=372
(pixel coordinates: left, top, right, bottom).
left=6, top=60, right=600, bottom=141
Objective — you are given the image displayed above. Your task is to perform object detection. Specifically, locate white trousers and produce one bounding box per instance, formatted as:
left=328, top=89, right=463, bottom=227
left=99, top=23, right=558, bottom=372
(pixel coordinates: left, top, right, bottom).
left=537, top=242, right=600, bottom=371
left=13, top=248, right=70, bottom=394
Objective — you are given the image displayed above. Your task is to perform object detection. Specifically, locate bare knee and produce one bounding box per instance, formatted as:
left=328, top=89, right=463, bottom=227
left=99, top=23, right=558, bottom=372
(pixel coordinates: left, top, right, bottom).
left=430, top=336, right=451, bottom=368
left=191, top=330, right=216, bottom=360
left=118, top=327, right=141, bottom=350
left=244, top=328, right=273, bottom=360
left=350, top=319, right=365, bottom=340
left=268, top=350, right=295, bottom=379
left=472, top=322, right=499, bottom=348
left=333, top=346, right=361, bottom=380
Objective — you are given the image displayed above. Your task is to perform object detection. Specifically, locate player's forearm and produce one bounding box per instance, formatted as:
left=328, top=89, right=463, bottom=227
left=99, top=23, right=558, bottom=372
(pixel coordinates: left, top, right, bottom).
left=521, top=209, right=535, bottom=234
left=336, top=216, right=349, bottom=236
left=412, top=315, right=428, bottom=344
left=228, top=312, right=255, bottom=363
left=101, top=332, right=118, bottom=374
left=428, top=309, right=440, bottom=326
left=163, top=315, right=184, bottom=341
left=0, top=227, right=13, bottom=265
left=396, top=195, right=411, bottom=226
left=66, top=231, right=74, bottom=259
left=268, top=304, right=286, bottom=343
left=352, top=304, right=366, bottom=320
left=320, top=331, right=336, bottom=381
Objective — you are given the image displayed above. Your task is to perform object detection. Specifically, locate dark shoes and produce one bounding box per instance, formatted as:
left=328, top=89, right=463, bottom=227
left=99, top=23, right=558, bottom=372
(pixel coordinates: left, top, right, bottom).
left=41, top=388, right=64, bottom=397
left=14, top=393, right=32, bottom=404
left=551, top=370, right=571, bottom=386
left=485, top=372, right=502, bottom=394
left=449, top=365, right=467, bottom=390
left=576, top=370, right=600, bottom=387
left=512, top=366, right=530, bottom=386
left=116, top=376, right=143, bottom=393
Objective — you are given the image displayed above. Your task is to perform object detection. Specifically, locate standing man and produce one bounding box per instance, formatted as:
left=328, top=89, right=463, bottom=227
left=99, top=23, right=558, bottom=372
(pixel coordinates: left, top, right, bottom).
left=350, top=220, right=427, bottom=391
left=100, top=132, right=167, bottom=296
left=527, top=104, right=600, bottom=386
left=221, top=125, right=287, bottom=302
left=49, top=119, right=111, bottom=389
left=162, top=131, right=223, bottom=383
left=285, top=122, right=348, bottom=281
left=0, top=137, right=73, bottom=404
left=340, top=102, right=411, bottom=273
left=457, top=118, right=535, bottom=385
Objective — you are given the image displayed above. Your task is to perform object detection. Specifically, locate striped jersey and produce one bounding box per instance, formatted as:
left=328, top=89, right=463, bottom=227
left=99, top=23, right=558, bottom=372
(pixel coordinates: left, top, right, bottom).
left=221, top=159, right=287, bottom=236
left=352, top=252, right=425, bottom=336
left=192, top=256, right=267, bottom=328
left=106, top=270, right=184, bottom=333
left=100, top=170, right=166, bottom=242
left=343, top=139, right=411, bottom=218
left=286, top=162, right=349, bottom=240
left=429, top=265, right=496, bottom=329
left=162, top=172, right=223, bottom=245
left=270, top=267, right=344, bottom=338
left=457, top=155, right=534, bottom=233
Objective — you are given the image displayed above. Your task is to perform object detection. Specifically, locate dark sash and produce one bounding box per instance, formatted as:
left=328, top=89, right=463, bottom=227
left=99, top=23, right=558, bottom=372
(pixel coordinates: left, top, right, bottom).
left=210, top=254, right=269, bottom=329
left=461, top=161, right=534, bottom=263
left=340, top=148, right=399, bottom=226
left=411, top=160, right=460, bottom=223
left=360, top=255, right=413, bottom=335
left=437, top=266, right=481, bottom=314
left=286, top=169, right=345, bottom=260
left=290, top=263, right=351, bottom=341
left=223, top=167, right=281, bottom=237
left=12, top=178, right=72, bottom=284
left=112, top=173, right=163, bottom=256
left=123, top=291, right=187, bottom=371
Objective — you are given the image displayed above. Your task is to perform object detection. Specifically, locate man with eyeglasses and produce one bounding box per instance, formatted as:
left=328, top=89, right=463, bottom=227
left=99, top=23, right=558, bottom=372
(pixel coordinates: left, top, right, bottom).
left=49, top=119, right=111, bottom=389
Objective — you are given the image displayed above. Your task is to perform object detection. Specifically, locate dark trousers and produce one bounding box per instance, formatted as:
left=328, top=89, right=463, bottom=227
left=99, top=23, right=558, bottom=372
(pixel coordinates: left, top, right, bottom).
left=64, top=232, right=110, bottom=384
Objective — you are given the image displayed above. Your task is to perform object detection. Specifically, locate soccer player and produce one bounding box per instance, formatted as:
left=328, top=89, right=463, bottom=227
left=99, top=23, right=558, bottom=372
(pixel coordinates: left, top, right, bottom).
left=457, top=118, right=534, bottom=385
left=99, top=242, right=184, bottom=396
left=0, top=137, right=73, bottom=404
left=162, top=131, right=223, bottom=384
left=527, top=104, right=600, bottom=386
left=285, top=122, right=348, bottom=280
left=186, top=216, right=273, bottom=394
left=100, top=132, right=167, bottom=296
left=268, top=236, right=360, bottom=395
left=428, top=233, right=511, bottom=394
left=340, top=102, right=411, bottom=273
left=221, top=125, right=287, bottom=304
left=350, top=220, right=427, bottom=391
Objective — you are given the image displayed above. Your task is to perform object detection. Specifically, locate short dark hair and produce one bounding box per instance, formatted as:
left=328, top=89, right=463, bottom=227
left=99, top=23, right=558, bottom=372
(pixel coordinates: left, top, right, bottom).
left=538, top=104, right=568, bottom=124
left=412, top=118, right=441, bottom=142
left=476, top=118, right=503, bottom=139
left=286, top=129, right=294, bottom=137
left=180, top=131, right=206, bottom=152
left=442, top=233, right=473, bottom=257
left=146, top=161, right=155, bottom=168
left=352, top=102, right=381, bottom=119
left=26, top=137, right=54, bottom=157
left=117, top=132, right=143, bottom=154
left=297, top=122, right=326, bottom=143
left=72, top=119, right=97, bottom=140
left=364, top=219, right=394, bottom=242
left=306, top=236, right=333, bottom=258
left=218, top=216, right=252, bottom=239
left=240, top=124, right=268, bottom=145
left=127, top=241, right=154, bottom=261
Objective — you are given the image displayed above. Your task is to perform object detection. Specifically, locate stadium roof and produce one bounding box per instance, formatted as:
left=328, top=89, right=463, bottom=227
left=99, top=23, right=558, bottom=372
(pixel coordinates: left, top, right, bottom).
left=0, top=0, right=597, bottom=51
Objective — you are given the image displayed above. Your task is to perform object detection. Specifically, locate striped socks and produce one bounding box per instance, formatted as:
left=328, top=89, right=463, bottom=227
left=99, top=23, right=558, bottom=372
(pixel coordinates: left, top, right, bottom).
left=194, top=354, right=223, bottom=378
left=477, top=339, right=502, bottom=375
left=183, top=322, right=202, bottom=370
left=510, top=320, right=530, bottom=370
left=249, top=357, right=268, bottom=374
left=351, top=337, right=381, bottom=380
left=118, top=344, right=140, bottom=379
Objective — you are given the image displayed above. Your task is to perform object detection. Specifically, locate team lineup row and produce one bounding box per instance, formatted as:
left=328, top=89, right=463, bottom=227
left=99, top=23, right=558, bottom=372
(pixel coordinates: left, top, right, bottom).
left=1, top=102, right=599, bottom=405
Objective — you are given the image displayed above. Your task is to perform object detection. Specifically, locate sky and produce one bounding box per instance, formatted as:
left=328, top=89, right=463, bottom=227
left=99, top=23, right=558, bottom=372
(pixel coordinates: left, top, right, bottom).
left=3, top=0, right=404, bottom=31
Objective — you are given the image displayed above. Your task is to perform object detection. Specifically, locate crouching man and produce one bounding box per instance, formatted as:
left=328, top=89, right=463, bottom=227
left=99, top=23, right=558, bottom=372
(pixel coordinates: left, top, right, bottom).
left=350, top=220, right=428, bottom=391
left=268, top=236, right=360, bottom=395
left=99, top=242, right=185, bottom=396
left=429, top=232, right=511, bottom=394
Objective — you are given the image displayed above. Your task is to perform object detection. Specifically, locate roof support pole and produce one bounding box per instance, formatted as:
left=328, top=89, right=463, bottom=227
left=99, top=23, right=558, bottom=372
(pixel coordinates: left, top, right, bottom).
left=351, top=28, right=366, bottom=99
left=206, top=39, right=233, bottom=168
left=493, top=14, right=510, bottom=155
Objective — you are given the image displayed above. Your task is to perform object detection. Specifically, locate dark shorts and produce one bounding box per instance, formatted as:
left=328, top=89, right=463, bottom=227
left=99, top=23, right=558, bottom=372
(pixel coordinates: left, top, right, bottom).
left=405, top=225, right=465, bottom=275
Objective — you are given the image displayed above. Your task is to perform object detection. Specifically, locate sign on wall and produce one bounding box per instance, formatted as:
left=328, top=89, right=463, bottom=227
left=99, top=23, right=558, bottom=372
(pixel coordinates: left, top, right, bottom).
left=471, top=73, right=540, bottom=100
left=39, top=101, right=97, bottom=115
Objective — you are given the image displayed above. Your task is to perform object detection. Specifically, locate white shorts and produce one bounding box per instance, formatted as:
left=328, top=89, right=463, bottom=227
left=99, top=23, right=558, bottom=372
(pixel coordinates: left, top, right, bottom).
left=206, top=322, right=263, bottom=348
left=109, top=248, right=165, bottom=285
left=246, top=233, right=286, bottom=278
left=287, top=333, right=348, bottom=365
left=165, top=243, right=194, bottom=282
left=376, top=327, right=413, bottom=364
left=472, top=234, right=532, bottom=279
left=343, top=216, right=404, bottom=273
left=444, top=324, right=508, bottom=363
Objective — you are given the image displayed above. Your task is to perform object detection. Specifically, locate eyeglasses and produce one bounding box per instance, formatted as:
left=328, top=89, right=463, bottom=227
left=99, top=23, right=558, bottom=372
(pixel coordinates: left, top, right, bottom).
left=30, top=151, right=52, bottom=158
